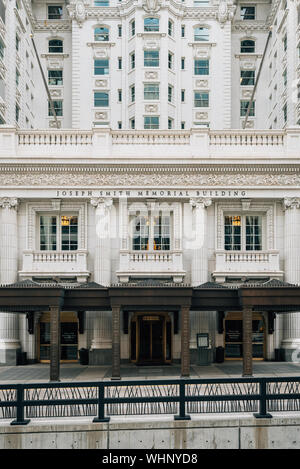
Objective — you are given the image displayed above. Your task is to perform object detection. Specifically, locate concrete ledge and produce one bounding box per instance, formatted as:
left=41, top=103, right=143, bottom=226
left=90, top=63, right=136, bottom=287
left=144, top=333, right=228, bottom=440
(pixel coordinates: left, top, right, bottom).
left=1, top=413, right=300, bottom=449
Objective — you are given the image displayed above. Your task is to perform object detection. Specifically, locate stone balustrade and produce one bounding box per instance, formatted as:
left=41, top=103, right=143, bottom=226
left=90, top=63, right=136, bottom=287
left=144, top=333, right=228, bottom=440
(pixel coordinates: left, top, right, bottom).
left=19, top=249, right=89, bottom=283
left=0, top=127, right=299, bottom=160
left=213, top=250, right=283, bottom=283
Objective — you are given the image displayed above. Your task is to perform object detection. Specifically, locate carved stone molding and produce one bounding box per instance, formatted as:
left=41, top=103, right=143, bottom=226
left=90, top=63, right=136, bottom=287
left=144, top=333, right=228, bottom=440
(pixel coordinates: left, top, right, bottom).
left=90, top=197, right=113, bottom=210
left=0, top=197, right=19, bottom=210
left=190, top=197, right=212, bottom=209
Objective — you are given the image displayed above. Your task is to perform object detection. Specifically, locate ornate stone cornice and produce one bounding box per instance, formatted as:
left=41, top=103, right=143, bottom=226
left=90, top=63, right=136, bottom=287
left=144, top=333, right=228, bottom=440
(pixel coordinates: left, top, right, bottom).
left=0, top=164, right=300, bottom=187
left=0, top=197, right=19, bottom=210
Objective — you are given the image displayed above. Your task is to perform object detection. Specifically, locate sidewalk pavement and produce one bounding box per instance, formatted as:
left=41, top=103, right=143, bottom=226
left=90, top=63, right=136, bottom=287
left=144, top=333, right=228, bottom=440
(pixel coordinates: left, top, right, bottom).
left=0, top=361, right=300, bottom=383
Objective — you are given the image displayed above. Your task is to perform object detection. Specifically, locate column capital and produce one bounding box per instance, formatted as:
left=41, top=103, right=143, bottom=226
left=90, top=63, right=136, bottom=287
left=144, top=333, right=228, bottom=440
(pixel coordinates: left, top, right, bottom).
left=190, top=197, right=212, bottom=209
left=0, top=197, right=19, bottom=210
left=283, top=197, right=300, bottom=211
left=90, top=197, right=113, bottom=210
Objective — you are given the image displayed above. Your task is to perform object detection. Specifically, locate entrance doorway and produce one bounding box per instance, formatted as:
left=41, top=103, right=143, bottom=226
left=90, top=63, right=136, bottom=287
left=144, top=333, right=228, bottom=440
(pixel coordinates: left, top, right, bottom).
left=38, top=311, right=78, bottom=363
left=224, top=312, right=265, bottom=360
left=130, top=313, right=172, bottom=364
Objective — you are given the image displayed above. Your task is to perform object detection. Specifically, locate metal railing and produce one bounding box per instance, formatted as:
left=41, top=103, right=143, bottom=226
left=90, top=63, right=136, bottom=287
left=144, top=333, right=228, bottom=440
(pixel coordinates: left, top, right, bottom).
left=1, top=377, right=300, bottom=426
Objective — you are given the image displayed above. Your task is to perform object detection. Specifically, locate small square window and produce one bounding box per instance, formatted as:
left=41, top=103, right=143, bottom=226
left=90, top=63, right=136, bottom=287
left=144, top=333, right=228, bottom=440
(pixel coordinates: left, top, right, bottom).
left=48, top=5, right=63, bottom=20
left=240, top=6, right=256, bottom=20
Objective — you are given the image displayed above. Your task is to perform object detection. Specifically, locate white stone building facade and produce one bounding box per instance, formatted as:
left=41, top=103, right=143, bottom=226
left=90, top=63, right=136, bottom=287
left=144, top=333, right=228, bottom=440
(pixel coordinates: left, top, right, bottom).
left=0, top=0, right=300, bottom=367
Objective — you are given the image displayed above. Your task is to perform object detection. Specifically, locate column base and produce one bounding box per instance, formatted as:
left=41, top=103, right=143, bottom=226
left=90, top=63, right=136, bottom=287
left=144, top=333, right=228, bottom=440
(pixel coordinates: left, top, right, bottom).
left=88, top=349, right=112, bottom=365
left=0, top=347, right=21, bottom=366
left=280, top=339, right=300, bottom=362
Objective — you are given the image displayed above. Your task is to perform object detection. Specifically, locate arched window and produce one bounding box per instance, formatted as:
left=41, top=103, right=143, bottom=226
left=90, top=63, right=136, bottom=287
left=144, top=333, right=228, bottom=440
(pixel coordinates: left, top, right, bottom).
left=94, top=27, right=109, bottom=42
left=48, top=39, right=63, bottom=53
left=240, top=39, right=255, bottom=53
left=144, top=17, right=159, bottom=32
left=194, top=27, right=209, bottom=42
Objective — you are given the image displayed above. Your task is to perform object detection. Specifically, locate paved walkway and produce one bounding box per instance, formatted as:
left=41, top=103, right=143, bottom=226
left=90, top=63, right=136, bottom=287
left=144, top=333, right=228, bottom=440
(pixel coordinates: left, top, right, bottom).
left=0, top=361, right=300, bottom=383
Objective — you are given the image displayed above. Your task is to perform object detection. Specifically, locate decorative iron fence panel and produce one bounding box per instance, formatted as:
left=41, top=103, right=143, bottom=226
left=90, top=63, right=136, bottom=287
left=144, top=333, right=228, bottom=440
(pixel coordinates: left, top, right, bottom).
left=0, top=377, right=300, bottom=425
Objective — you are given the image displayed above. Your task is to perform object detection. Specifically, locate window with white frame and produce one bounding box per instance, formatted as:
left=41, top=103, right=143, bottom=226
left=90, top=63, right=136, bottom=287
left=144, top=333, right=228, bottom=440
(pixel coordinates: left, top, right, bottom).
left=194, top=27, right=209, bottom=42
left=224, top=215, right=262, bottom=251
left=94, top=59, right=109, bottom=75
left=48, top=5, right=63, bottom=20
left=39, top=215, right=78, bottom=251
left=144, top=50, right=159, bottom=67
left=94, top=27, right=109, bottom=42
left=144, top=17, right=159, bottom=32
left=194, top=59, right=209, bottom=75
left=194, top=91, right=209, bottom=107
left=144, top=83, right=159, bottom=100
left=144, top=116, right=159, bottom=129
left=240, top=6, right=256, bottom=20
left=241, top=39, right=255, bottom=53
left=48, top=39, right=63, bottom=53
left=240, top=70, right=255, bottom=86
left=132, top=213, right=171, bottom=251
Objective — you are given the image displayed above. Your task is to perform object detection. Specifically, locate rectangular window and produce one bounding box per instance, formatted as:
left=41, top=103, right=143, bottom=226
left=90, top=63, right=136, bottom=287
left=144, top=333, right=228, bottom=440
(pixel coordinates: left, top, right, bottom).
left=61, top=216, right=78, bottom=251
left=144, top=83, right=159, bottom=100
left=181, top=57, right=185, bottom=70
left=283, top=34, right=287, bottom=52
left=181, top=121, right=185, bottom=129
left=130, top=118, right=135, bottom=129
left=240, top=6, right=255, bottom=20
left=130, top=52, right=135, bottom=69
left=168, top=52, right=173, bottom=70
left=168, top=85, right=173, bottom=103
left=94, top=0, right=109, bottom=5
left=245, top=216, right=262, bottom=251
left=118, top=121, right=122, bottom=129
left=0, top=39, right=5, bottom=60
left=144, top=50, right=159, bottom=67
left=130, top=85, right=135, bottom=102
left=132, top=214, right=170, bottom=251
left=194, top=92, right=209, bottom=107
left=240, top=100, right=255, bottom=116
left=118, top=25, right=122, bottom=37
left=94, top=92, right=109, bottom=107
left=48, top=5, right=63, bottom=19
left=240, top=70, right=255, bottom=86
left=40, top=216, right=57, bottom=251
left=283, top=68, right=287, bottom=87
left=15, top=103, right=20, bottom=122
left=118, top=89, right=122, bottom=102
left=144, top=116, right=159, bottom=129
left=181, top=89, right=185, bottom=102
left=16, top=69, right=20, bottom=87
left=168, top=118, right=173, bottom=129
left=283, top=103, right=287, bottom=123
left=16, top=34, right=20, bottom=52
left=118, top=57, right=122, bottom=69
left=131, top=20, right=135, bottom=36
left=224, top=215, right=241, bottom=251
left=48, top=100, right=63, bottom=116
left=48, top=70, right=63, bottom=86
left=94, top=59, right=109, bottom=75
left=181, top=25, right=185, bottom=37
left=168, top=20, right=173, bottom=36
left=194, top=59, right=209, bottom=75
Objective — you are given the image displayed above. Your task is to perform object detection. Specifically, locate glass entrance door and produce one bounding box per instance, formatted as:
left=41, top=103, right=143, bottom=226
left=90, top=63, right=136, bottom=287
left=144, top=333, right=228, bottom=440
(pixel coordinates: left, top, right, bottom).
left=39, top=311, right=78, bottom=362
left=130, top=313, right=172, bottom=364
left=139, top=316, right=163, bottom=362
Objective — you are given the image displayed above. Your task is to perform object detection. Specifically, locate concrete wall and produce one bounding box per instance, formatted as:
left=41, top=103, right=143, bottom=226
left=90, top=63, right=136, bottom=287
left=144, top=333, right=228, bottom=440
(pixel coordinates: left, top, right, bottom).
left=1, top=414, right=300, bottom=449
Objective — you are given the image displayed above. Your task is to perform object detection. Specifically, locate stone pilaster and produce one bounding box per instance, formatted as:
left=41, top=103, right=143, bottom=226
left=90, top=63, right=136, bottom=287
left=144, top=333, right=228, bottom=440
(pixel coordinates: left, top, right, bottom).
left=189, top=198, right=212, bottom=286
left=0, top=198, right=20, bottom=365
left=281, top=198, right=300, bottom=360
left=89, top=198, right=113, bottom=364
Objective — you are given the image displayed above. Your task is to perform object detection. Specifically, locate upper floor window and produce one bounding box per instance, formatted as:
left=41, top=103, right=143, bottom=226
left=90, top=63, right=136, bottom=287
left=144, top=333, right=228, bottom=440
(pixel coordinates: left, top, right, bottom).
left=94, top=59, right=109, bottom=75
left=168, top=19, right=174, bottom=36
left=132, top=214, right=170, bottom=251
left=194, top=91, right=209, bottom=107
left=48, top=5, right=63, bottom=20
left=240, top=6, right=255, bottom=20
left=144, top=17, right=159, bottom=32
left=224, top=215, right=262, bottom=251
left=40, top=215, right=78, bottom=251
left=94, top=92, right=109, bottom=107
left=168, top=52, right=173, bottom=69
left=130, top=19, right=135, bottom=36
left=0, top=39, right=4, bottom=59
left=194, top=0, right=209, bottom=5
left=94, top=0, right=109, bottom=6
left=241, top=39, right=255, bottom=53
left=48, top=39, right=63, bottom=53
left=16, top=34, right=20, bottom=52
left=48, top=70, right=63, bottom=86
left=144, top=83, right=159, bottom=100
left=240, top=70, right=255, bottom=86
left=194, top=27, right=209, bottom=42
left=144, top=116, right=159, bottom=129
left=194, top=59, right=209, bottom=75
left=94, top=27, right=109, bottom=42
left=144, top=50, right=159, bottom=67
left=240, top=100, right=255, bottom=117
left=48, top=100, right=63, bottom=117
left=130, top=52, right=135, bottom=69
left=283, top=34, right=287, bottom=52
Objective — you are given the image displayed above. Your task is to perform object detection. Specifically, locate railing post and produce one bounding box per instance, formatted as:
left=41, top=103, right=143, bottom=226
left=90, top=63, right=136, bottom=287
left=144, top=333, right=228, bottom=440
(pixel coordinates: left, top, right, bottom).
left=174, top=381, right=191, bottom=421
left=93, top=383, right=110, bottom=423
left=254, top=379, right=272, bottom=419
left=10, top=385, right=30, bottom=426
